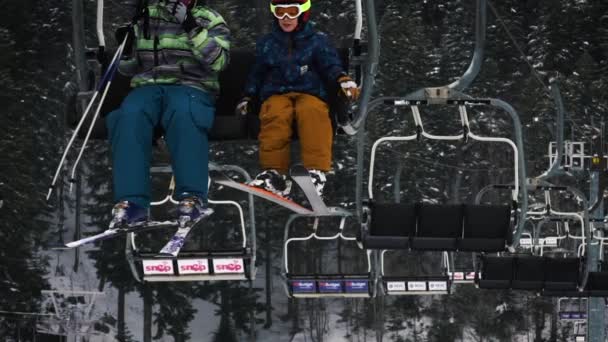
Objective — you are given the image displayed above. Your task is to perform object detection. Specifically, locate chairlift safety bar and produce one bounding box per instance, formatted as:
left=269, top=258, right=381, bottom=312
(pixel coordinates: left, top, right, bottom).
left=97, top=0, right=105, bottom=48
left=368, top=104, right=519, bottom=203
left=283, top=217, right=371, bottom=274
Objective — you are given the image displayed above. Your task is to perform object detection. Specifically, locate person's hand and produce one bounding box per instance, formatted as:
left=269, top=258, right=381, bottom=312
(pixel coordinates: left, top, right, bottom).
left=166, top=0, right=198, bottom=32
left=235, top=97, right=251, bottom=116
left=337, top=75, right=360, bottom=101
left=115, top=25, right=134, bottom=44
left=166, top=0, right=189, bottom=24
left=114, top=25, right=135, bottom=55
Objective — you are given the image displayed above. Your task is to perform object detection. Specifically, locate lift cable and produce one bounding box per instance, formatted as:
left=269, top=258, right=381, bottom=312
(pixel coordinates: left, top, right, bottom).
left=487, top=0, right=551, bottom=96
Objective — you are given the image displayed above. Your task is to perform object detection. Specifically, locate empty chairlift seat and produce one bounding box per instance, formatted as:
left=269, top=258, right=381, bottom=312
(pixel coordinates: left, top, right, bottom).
left=361, top=202, right=512, bottom=252
left=360, top=201, right=416, bottom=249
left=542, top=257, right=581, bottom=294
left=412, top=204, right=463, bottom=251
left=459, top=204, right=512, bottom=252
left=512, top=255, right=545, bottom=290
left=477, top=255, right=514, bottom=289
left=480, top=255, right=584, bottom=293
left=585, top=262, right=608, bottom=297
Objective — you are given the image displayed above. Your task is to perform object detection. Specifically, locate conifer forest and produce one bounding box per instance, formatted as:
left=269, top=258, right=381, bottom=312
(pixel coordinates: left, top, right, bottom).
left=1, top=0, right=607, bottom=341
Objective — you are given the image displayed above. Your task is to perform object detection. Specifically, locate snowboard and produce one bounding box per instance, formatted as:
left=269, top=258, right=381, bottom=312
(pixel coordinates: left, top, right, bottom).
left=209, top=169, right=316, bottom=215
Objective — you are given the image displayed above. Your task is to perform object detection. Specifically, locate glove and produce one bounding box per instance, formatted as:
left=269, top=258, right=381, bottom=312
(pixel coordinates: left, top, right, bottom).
left=166, top=0, right=198, bottom=32
left=114, top=25, right=135, bottom=55
left=337, top=75, right=360, bottom=101
left=235, top=97, right=251, bottom=116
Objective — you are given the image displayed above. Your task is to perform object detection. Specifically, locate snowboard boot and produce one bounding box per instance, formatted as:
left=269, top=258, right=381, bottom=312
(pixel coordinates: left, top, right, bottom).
left=177, top=196, right=214, bottom=226
left=248, top=169, right=292, bottom=198
left=308, top=169, right=327, bottom=198
left=110, top=201, right=148, bottom=228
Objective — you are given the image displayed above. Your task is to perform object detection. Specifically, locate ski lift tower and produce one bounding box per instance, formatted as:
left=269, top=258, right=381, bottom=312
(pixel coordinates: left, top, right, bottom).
left=39, top=290, right=105, bottom=342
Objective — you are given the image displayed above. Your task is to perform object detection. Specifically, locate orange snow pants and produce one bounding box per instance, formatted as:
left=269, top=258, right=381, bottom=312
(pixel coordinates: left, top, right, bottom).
left=258, top=92, right=333, bottom=174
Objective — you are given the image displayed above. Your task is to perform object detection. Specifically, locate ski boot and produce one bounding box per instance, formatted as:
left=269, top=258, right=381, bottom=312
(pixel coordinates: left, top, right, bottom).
left=177, top=196, right=214, bottom=227
left=110, top=201, right=148, bottom=228
left=248, top=169, right=292, bottom=198
left=308, top=169, right=327, bottom=198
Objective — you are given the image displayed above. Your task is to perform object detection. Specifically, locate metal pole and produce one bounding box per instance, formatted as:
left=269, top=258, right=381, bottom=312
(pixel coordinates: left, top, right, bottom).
left=448, top=0, right=486, bottom=91
left=73, top=174, right=81, bottom=273
left=536, top=81, right=566, bottom=181
left=343, top=0, right=380, bottom=134
left=587, top=172, right=605, bottom=342
left=72, top=0, right=87, bottom=91
left=356, top=124, right=366, bottom=217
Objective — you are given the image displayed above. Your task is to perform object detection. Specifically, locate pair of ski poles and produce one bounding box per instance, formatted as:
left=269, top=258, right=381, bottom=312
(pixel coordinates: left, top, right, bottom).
left=46, top=35, right=129, bottom=201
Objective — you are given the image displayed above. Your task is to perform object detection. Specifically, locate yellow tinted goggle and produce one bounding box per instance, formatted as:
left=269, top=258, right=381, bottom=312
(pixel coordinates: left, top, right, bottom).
left=270, top=0, right=311, bottom=20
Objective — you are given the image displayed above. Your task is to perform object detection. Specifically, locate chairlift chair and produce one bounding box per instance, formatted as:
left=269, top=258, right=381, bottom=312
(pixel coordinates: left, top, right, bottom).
left=59, top=0, right=375, bottom=285
left=476, top=189, right=588, bottom=293
left=356, top=0, right=528, bottom=297
left=360, top=105, right=521, bottom=252
left=557, top=297, right=588, bottom=321
left=360, top=101, right=522, bottom=284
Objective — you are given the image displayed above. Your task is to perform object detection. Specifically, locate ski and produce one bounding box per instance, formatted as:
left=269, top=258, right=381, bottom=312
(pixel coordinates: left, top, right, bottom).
left=64, top=221, right=179, bottom=248
left=157, top=215, right=211, bottom=257
left=209, top=169, right=315, bottom=215
left=289, top=164, right=331, bottom=215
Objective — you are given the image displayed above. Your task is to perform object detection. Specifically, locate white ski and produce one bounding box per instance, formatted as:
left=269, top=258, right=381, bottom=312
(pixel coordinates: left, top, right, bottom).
left=64, top=221, right=178, bottom=248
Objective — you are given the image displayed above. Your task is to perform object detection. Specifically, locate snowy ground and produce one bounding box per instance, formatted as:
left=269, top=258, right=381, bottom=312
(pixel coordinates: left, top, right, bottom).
left=42, top=199, right=222, bottom=342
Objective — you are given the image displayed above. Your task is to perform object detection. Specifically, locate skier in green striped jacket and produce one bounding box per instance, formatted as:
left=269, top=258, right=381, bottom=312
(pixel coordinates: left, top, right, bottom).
left=106, top=0, right=230, bottom=227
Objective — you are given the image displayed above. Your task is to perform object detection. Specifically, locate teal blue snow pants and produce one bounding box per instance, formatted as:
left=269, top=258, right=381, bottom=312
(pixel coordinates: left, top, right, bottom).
left=106, top=85, right=215, bottom=208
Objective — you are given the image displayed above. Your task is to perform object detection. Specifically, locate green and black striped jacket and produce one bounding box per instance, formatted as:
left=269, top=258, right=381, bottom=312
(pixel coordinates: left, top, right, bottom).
left=119, top=1, right=231, bottom=94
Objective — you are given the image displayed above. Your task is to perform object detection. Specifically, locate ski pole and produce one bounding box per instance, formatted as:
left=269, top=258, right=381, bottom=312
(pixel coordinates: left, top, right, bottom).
left=68, top=36, right=128, bottom=193
left=46, top=36, right=127, bottom=201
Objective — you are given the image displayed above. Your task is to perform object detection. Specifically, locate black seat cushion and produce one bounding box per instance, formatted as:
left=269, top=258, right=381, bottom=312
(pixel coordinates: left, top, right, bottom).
left=478, top=256, right=514, bottom=289
left=458, top=204, right=511, bottom=252
left=585, top=271, right=608, bottom=297
left=543, top=257, right=580, bottom=291
left=512, top=256, right=544, bottom=290
left=363, top=202, right=416, bottom=249
left=412, top=203, right=463, bottom=251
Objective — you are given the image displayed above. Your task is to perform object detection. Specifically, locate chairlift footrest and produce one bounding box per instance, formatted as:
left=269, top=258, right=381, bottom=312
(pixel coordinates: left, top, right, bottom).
left=286, top=273, right=373, bottom=298
left=382, top=276, right=450, bottom=295
left=138, top=249, right=251, bottom=281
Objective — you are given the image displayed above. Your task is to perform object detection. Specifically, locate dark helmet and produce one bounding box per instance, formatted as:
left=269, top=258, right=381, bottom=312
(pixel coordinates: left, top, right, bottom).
left=270, top=0, right=311, bottom=25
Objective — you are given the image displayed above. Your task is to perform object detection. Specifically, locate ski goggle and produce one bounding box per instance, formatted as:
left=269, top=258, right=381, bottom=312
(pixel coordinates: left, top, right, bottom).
left=270, top=0, right=311, bottom=20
